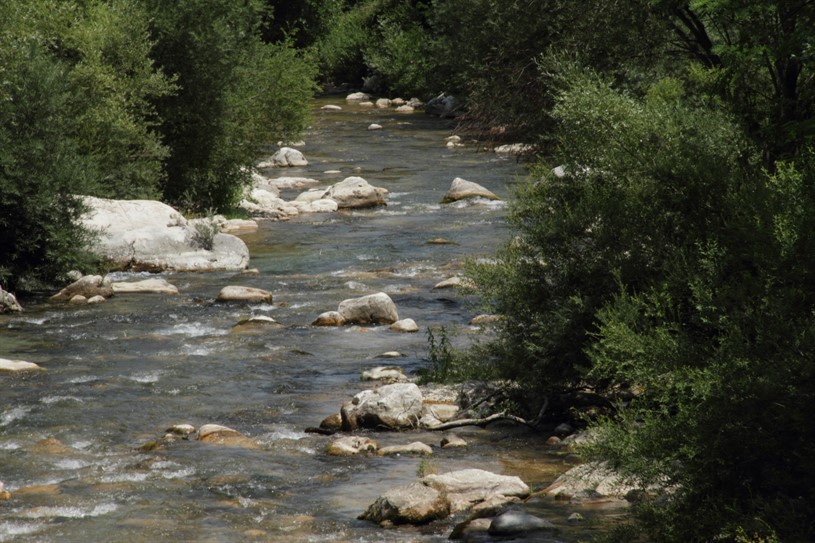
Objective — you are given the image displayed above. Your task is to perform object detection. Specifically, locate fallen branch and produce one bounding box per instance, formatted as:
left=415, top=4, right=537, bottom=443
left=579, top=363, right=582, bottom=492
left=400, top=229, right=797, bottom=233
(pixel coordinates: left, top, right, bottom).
left=425, top=397, right=548, bottom=431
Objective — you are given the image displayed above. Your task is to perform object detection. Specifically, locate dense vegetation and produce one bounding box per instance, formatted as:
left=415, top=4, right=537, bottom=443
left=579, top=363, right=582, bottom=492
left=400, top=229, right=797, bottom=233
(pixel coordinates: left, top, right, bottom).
left=298, top=1, right=815, bottom=541
left=0, top=0, right=315, bottom=291
left=3, top=0, right=814, bottom=540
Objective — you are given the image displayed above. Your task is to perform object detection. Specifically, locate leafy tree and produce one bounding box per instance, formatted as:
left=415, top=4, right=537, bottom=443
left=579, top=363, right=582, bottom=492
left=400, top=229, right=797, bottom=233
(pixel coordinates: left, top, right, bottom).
left=0, top=0, right=173, bottom=290
left=141, top=0, right=316, bottom=211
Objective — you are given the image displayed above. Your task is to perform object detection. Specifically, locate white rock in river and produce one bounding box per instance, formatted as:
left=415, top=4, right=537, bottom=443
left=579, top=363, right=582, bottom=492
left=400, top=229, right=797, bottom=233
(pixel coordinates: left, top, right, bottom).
left=375, top=98, right=391, bottom=108
left=377, top=441, right=433, bottom=456
left=390, top=318, right=419, bottom=333
left=81, top=197, right=249, bottom=272
left=341, top=383, right=423, bottom=430
left=0, top=358, right=44, bottom=372
left=440, top=178, right=501, bottom=204
left=421, top=469, right=530, bottom=513
left=368, top=123, right=383, bottom=131
left=216, top=286, right=273, bottom=303
left=359, top=482, right=450, bottom=525
left=112, top=278, right=179, bottom=295
left=326, top=436, right=379, bottom=456
left=323, top=177, right=388, bottom=209
left=338, top=292, right=399, bottom=324
left=346, top=92, right=371, bottom=102
left=321, top=104, right=342, bottom=111
left=269, top=147, right=308, bottom=167
left=51, top=275, right=113, bottom=301
left=361, top=366, right=406, bottom=382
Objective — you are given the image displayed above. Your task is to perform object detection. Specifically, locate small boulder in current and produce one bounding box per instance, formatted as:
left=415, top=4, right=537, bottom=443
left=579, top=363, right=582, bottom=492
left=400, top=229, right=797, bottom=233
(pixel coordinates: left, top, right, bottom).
left=216, top=286, right=273, bottom=304
left=337, top=292, right=399, bottom=325
left=326, top=436, right=379, bottom=456
left=270, top=147, right=308, bottom=167
left=440, top=178, right=500, bottom=204
left=323, top=177, right=388, bottom=209
left=359, top=482, right=450, bottom=525
left=51, top=275, right=113, bottom=302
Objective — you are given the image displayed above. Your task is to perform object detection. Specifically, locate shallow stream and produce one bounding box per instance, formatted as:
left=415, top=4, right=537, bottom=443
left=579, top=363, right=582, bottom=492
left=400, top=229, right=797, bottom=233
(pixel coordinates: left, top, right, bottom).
left=1, top=98, right=623, bottom=542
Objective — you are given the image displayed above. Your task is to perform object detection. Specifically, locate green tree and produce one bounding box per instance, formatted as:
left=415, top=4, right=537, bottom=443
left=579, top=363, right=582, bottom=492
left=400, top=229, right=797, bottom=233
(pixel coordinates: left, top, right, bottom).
left=142, top=0, right=316, bottom=211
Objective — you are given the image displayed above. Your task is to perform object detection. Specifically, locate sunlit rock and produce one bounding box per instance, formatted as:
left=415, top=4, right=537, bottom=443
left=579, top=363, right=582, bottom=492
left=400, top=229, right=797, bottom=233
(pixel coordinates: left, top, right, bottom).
left=543, top=461, right=635, bottom=501
left=240, top=189, right=300, bottom=219
left=359, top=482, right=450, bottom=525
left=421, top=469, right=530, bottom=513
left=488, top=508, right=557, bottom=536
left=0, top=358, right=44, bottom=372
left=338, top=292, right=399, bottom=324
left=0, top=286, right=22, bottom=313
left=440, top=434, right=468, bottom=449
left=395, top=105, right=415, bottom=113
left=269, top=147, right=308, bottom=167
left=69, top=295, right=88, bottom=304
left=375, top=98, right=391, bottom=108
left=377, top=441, right=432, bottom=456
left=368, top=123, right=383, bottom=131
left=323, top=177, right=388, bottom=209
left=51, top=275, right=113, bottom=302
left=112, top=278, right=179, bottom=295
left=312, top=311, right=346, bottom=326
left=346, top=92, right=371, bottom=102
left=495, top=143, right=534, bottom=156
left=390, top=318, right=418, bottom=333
left=341, top=383, right=423, bottom=431
left=326, top=436, right=379, bottom=456
left=361, top=366, right=407, bottom=382
left=321, top=104, right=342, bottom=111
left=197, top=424, right=258, bottom=449
left=216, top=286, right=273, bottom=304
left=440, top=178, right=500, bottom=204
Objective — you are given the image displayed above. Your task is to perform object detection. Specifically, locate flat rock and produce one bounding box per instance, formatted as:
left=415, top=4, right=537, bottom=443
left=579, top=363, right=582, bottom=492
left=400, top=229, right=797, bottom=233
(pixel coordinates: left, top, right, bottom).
left=441, top=178, right=500, bottom=204
left=326, top=436, right=379, bottom=456
left=421, top=469, right=530, bottom=513
left=361, top=366, right=407, bottom=382
left=543, top=461, right=635, bottom=501
left=377, top=441, right=433, bottom=456
left=321, top=104, right=342, bottom=111
left=359, top=482, right=450, bottom=525
left=216, top=286, right=273, bottom=303
left=0, top=359, right=44, bottom=372
left=346, top=92, right=371, bottom=102
left=112, top=278, right=179, bottom=295
left=441, top=434, right=468, bottom=449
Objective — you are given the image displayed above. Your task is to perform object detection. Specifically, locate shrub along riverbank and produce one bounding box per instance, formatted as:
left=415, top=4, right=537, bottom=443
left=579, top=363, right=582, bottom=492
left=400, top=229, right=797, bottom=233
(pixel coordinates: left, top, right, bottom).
left=3, top=1, right=814, bottom=540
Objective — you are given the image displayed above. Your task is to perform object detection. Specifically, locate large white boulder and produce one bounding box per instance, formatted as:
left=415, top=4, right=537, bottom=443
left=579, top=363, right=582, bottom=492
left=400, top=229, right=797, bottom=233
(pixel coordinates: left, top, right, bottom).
left=81, top=197, right=250, bottom=272
left=323, top=177, right=388, bottom=209
left=269, top=147, right=308, bottom=167
left=341, top=383, right=423, bottom=430
left=338, top=292, right=399, bottom=324
left=440, top=178, right=501, bottom=204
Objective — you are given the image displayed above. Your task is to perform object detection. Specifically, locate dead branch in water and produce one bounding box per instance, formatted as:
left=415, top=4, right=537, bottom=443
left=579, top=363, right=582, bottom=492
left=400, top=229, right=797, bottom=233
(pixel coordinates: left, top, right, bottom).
left=425, top=397, right=549, bottom=431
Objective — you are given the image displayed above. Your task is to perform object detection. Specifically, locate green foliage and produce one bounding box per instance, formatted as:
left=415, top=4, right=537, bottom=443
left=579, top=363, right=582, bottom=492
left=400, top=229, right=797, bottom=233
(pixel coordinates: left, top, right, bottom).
left=0, top=0, right=172, bottom=290
left=143, top=0, right=316, bottom=212
left=312, top=1, right=381, bottom=86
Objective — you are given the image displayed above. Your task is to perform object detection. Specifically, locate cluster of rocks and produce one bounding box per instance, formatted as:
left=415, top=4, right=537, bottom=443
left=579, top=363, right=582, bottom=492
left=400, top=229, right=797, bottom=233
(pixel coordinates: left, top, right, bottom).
left=46, top=274, right=180, bottom=306
left=142, top=423, right=260, bottom=451
left=345, top=92, right=423, bottom=114
left=312, top=292, right=417, bottom=333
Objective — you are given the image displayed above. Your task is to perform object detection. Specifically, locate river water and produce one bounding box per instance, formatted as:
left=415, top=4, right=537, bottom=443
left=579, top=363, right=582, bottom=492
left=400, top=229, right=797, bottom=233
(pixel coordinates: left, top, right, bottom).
left=1, top=98, right=622, bottom=542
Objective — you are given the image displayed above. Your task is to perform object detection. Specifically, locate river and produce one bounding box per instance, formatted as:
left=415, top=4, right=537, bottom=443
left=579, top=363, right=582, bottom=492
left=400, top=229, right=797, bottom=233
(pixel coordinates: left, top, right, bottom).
left=1, top=97, right=622, bottom=542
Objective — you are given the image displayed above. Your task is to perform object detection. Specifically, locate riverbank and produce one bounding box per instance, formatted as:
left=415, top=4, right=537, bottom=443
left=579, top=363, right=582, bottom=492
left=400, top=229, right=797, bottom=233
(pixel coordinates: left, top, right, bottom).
left=0, top=98, right=622, bottom=542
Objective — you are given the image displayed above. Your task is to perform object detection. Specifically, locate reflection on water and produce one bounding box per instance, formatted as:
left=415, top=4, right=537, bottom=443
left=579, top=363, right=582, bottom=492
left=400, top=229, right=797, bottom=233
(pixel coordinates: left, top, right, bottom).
left=0, top=98, right=601, bottom=542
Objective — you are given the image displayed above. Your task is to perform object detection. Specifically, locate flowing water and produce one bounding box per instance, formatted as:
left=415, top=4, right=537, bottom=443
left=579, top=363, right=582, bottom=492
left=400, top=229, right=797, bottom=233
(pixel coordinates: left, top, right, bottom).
left=0, top=98, right=624, bottom=542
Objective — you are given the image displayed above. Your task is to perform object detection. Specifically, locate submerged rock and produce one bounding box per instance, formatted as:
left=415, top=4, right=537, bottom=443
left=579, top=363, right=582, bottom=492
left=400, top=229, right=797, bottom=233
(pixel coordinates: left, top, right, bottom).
left=440, top=178, right=501, bottom=204
left=197, top=424, right=258, bottom=449
left=488, top=508, right=557, bottom=536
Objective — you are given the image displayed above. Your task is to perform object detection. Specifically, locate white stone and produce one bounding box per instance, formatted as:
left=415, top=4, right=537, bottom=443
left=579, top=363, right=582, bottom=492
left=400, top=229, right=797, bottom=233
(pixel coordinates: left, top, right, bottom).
left=421, top=469, right=530, bottom=513
left=270, top=147, right=308, bottom=167
left=338, top=292, right=399, bottom=324
left=495, top=143, right=534, bottom=156
left=361, top=366, right=406, bottom=382
left=368, top=123, right=383, bottom=131
left=112, top=278, right=179, bottom=295
left=377, top=441, right=433, bottom=456
left=326, top=436, right=379, bottom=456
left=395, top=105, right=415, bottom=113
left=375, top=98, right=391, bottom=108
left=321, top=104, right=342, bottom=111
left=346, top=92, right=371, bottom=102
left=324, top=177, right=388, bottom=209
left=440, top=178, right=501, bottom=204
left=216, top=286, right=273, bottom=303
left=341, top=383, right=423, bottom=430
left=0, top=358, right=44, bottom=372
left=390, top=318, right=419, bottom=333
